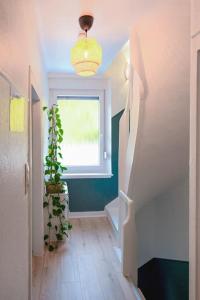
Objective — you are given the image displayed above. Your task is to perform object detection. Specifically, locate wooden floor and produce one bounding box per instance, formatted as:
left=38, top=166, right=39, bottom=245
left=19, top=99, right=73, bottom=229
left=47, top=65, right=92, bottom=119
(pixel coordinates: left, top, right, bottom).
left=32, top=217, right=137, bottom=300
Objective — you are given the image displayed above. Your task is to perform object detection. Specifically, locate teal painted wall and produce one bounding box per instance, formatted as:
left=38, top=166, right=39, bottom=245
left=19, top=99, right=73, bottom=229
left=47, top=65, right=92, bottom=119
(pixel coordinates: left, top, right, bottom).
left=138, top=258, right=189, bottom=300
left=64, top=110, right=123, bottom=212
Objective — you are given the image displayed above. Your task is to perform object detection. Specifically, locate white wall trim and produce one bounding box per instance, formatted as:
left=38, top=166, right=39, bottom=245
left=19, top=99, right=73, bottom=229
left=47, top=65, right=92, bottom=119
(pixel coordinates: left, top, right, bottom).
left=190, top=32, right=200, bottom=300
left=62, top=173, right=113, bottom=179
left=137, top=288, right=146, bottom=299
left=69, top=211, right=106, bottom=218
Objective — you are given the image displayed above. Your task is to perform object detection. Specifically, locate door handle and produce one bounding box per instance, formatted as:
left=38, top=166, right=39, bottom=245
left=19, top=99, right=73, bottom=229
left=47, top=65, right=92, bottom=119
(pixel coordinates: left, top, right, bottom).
left=25, top=162, right=30, bottom=195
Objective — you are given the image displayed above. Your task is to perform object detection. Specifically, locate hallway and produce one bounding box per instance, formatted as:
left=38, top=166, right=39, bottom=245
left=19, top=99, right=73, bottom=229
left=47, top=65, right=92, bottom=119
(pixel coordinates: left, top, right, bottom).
left=32, top=217, right=136, bottom=300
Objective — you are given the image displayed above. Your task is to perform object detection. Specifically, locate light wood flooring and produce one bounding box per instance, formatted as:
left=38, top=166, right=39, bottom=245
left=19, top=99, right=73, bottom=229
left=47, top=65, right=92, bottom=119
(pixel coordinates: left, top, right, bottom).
left=32, top=217, right=137, bottom=300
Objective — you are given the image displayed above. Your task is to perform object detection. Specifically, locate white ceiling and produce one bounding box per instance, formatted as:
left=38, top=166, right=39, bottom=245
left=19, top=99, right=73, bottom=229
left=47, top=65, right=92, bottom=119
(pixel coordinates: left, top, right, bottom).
left=35, top=0, right=160, bottom=73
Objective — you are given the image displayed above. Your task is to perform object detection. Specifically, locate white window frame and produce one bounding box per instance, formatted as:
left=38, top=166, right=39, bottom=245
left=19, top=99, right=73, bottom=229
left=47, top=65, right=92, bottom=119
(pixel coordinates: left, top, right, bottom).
left=50, top=88, right=112, bottom=179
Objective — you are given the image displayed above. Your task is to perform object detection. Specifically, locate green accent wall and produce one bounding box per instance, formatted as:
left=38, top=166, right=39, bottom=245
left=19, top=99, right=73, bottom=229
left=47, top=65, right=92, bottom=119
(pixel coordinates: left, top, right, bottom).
left=64, top=110, right=124, bottom=212
left=138, top=258, right=189, bottom=300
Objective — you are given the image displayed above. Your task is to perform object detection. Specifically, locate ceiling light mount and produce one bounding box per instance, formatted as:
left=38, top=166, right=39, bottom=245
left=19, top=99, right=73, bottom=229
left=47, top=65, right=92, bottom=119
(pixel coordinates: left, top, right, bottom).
left=79, top=15, right=94, bottom=35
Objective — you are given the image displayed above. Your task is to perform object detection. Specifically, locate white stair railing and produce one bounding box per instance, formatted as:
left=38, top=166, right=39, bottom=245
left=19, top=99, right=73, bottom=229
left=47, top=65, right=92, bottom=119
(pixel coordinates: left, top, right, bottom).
left=120, top=191, right=137, bottom=284
left=106, top=65, right=143, bottom=288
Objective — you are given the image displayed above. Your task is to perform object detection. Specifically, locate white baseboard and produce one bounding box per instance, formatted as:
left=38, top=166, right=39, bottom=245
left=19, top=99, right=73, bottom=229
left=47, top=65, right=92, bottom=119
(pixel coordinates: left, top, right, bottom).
left=69, top=211, right=106, bottom=218
left=129, top=284, right=146, bottom=300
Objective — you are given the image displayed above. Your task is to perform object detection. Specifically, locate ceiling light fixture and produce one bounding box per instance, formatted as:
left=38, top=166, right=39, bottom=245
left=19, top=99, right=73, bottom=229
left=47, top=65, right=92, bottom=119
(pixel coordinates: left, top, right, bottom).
left=70, top=15, right=102, bottom=77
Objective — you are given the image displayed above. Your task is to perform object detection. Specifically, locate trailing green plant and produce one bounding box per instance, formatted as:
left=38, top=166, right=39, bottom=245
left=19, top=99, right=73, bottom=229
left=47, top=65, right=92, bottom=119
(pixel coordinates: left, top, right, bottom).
left=43, top=193, right=72, bottom=252
left=43, top=104, right=67, bottom=187
left=43, top=105, right=72, bottom=251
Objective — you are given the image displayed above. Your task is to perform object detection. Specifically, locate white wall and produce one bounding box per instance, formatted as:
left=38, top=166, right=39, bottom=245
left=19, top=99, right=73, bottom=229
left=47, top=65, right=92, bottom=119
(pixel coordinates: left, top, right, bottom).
left=104, top=41, right=130, bottom=116
left=155, top=178, right=189, bottom=261
left=136, top=200, right=156, bottom=267
left=137, top=178, right=189, bottom=267
left=128, top=0, right=190, bottom=210
left=0, top=1, right=48, bottom=299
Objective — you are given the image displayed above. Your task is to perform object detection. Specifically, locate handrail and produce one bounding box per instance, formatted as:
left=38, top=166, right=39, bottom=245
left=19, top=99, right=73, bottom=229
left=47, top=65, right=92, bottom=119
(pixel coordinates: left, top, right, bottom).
left=119, top=190, right=131, bottom=204
left=119, top=190, right=137, bottom=284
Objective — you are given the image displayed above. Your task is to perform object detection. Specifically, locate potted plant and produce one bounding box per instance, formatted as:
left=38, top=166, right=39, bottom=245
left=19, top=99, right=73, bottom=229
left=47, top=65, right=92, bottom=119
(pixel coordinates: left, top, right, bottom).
left=43, top=105, right=67, bottom=193
left=43, top=104, right=72, bottom=251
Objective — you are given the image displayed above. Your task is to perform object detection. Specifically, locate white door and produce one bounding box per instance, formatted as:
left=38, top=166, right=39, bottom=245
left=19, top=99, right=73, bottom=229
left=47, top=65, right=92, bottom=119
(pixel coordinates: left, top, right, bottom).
left=0, top=72, right=29, bottom=300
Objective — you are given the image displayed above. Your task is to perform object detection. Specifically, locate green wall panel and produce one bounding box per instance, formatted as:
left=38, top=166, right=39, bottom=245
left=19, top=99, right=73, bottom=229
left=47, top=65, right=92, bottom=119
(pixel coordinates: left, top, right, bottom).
left=138, top=258, right=189, bottom=300
left=64, top=110, right=124, bottom=212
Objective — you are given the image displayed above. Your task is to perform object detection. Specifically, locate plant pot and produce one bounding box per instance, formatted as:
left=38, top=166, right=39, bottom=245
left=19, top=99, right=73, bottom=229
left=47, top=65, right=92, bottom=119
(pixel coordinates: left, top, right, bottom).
left=46, top=183, right=63, bottom=194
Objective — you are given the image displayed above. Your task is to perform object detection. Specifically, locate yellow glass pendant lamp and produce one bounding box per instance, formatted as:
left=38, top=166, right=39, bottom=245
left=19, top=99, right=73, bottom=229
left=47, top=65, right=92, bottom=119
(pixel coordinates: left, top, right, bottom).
left=71, top=15, right=102, bottom=77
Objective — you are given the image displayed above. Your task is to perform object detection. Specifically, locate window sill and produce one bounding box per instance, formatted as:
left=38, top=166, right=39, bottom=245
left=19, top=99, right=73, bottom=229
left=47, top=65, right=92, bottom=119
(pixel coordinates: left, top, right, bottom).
left=62, top=173, right=113, bottom=179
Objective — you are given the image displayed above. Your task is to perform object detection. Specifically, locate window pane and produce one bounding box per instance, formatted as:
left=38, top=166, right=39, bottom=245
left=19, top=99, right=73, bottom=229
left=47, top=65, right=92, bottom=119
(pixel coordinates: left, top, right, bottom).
left=58, top=98, right=100, bottom=166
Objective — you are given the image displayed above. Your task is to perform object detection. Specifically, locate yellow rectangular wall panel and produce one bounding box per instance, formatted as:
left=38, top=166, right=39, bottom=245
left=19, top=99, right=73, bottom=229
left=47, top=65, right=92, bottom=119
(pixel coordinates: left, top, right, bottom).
left=10, top=97, right=25, bottom=132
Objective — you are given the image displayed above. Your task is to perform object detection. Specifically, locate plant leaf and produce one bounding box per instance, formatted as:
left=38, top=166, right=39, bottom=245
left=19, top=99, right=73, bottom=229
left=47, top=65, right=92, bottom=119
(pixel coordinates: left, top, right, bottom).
left=47, top=222, right=52, bottom=227
left=44, top=234, right=49, bottom=240
left=56, top=233, right=63, bottom=241
left=61, top=204, right=65, bottom=211
left=48, top=245, right=54, bottom=252
left=43, top=201, right=48, bottom=208
left=68, top=223, right=73, bottom=230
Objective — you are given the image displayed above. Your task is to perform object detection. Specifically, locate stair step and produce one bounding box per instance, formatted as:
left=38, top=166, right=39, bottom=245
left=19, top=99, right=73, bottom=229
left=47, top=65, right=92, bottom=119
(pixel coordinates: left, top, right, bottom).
left=105, top=205, right=119, bottom=232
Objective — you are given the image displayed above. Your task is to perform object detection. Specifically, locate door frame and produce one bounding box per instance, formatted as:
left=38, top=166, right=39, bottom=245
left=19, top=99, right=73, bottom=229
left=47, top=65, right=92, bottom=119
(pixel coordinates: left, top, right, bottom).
left=190, top=33, right=200, bottom=300
left=28, top=67, right=44, bottom=299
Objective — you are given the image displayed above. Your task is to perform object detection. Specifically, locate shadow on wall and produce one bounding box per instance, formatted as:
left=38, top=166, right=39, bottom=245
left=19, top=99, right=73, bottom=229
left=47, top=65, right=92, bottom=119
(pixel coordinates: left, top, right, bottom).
left=64, top=110, right=124, bottom=212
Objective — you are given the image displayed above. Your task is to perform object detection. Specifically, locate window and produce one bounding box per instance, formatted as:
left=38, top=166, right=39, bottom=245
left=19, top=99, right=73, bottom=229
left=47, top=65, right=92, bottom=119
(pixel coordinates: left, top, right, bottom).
left=52, top=88, right=111, bottom=178
left=58, top=95, right=101, bottom=167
